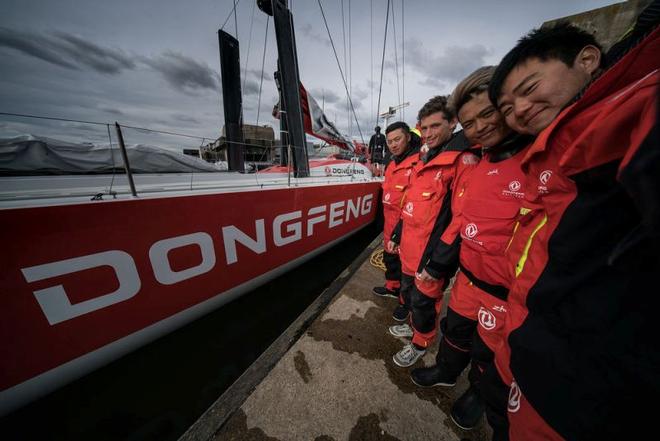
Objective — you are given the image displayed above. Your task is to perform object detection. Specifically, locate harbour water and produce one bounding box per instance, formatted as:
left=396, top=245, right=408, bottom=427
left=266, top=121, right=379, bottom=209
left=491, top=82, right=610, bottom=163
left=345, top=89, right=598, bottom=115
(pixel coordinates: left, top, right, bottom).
left=1, top=223, right=380, bottom=441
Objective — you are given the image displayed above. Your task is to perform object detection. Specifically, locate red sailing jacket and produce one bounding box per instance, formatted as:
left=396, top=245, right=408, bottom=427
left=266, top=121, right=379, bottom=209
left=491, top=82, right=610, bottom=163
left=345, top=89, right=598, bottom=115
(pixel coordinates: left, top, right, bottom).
left=398, top=135, right=478, bottom=276
left=495, top=26, right=659, bottom=441
left=441, top=141, right=530, bottom=291
left=382, top=151, right=418, bottom=244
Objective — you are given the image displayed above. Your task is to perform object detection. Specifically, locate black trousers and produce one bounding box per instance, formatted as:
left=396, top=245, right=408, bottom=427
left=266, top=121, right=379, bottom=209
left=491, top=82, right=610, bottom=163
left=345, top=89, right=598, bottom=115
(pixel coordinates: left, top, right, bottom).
left=383, top=251, right=401, bottom=286
left=481, top=363, right=510, bottom=441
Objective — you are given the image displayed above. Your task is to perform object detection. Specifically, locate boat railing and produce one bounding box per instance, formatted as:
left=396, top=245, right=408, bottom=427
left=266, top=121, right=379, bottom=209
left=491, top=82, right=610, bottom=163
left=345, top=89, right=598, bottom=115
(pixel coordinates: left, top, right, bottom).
left=0, top=113, right=379, bottom=205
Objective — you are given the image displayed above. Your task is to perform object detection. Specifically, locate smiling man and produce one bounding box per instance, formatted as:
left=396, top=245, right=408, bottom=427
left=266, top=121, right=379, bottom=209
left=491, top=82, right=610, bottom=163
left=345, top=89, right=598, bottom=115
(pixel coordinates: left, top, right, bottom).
left=387, top=96, right=478, bottom=368
left=410, top=66, right=534, bottom=435
left=486, top=22, right=659, bottom=441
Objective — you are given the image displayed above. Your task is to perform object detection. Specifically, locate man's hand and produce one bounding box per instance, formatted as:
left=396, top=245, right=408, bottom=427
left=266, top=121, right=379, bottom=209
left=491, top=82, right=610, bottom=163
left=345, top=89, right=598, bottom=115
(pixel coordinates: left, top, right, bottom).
left=386, top=240, right=399, bottom=254
left=416, top=268, right=438, bottom=282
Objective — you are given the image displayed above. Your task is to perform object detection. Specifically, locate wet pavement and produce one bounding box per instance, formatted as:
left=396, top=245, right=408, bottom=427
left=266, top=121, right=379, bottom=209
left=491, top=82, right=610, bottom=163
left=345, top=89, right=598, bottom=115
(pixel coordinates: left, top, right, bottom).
left=184, top=236, right=492, bottom=441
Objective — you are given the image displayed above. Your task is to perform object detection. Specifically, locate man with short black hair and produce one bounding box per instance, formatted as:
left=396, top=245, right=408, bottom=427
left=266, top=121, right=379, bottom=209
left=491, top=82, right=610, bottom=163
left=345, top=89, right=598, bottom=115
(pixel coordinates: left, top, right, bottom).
left=372, top=121, right=419, bottom=321
left=486, top=22, right=659, bottom=441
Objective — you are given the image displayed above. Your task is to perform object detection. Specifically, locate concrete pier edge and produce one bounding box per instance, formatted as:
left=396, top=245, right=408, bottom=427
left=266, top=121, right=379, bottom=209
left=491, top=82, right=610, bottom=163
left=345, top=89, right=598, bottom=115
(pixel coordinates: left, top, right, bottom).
left=179, top=233, right=383, bottom=441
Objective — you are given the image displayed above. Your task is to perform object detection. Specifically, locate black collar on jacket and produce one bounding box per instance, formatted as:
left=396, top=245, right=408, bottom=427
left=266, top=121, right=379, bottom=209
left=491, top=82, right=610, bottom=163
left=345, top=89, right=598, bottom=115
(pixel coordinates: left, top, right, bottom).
left=392, top=144, right=420, bottom=165
left=422, top=130, right=470, bottom=164
left=486, top=133, right=534, bottom=163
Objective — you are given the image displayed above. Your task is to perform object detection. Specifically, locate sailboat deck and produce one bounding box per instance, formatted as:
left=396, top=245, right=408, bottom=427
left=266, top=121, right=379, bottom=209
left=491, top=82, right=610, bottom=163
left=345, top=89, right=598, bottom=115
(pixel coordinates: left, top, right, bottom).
left=0, top=172, right=381, bottom=209
left=182, top=235, right=491, bottom=441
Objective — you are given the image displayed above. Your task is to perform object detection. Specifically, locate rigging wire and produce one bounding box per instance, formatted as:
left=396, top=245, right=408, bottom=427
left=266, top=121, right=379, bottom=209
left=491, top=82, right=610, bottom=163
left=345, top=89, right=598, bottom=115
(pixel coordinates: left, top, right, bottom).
left=348, top=0, right=352, bottom=140
left=106, top=124, right=117, bottom=196
left=233, top=0, right=239, bottom=38
left=340, top=0, right=349, bottom=137
left=232, top=0, right=244, bottom=133
left=0, top=112, right=107, bottom=126
left=256, top=16, right=270, bottom=126
left=220, top=0, right=242, bottom=31
left=317, top=0, right=365, bottom=146
left=242, top=0, right=257, bottom=93
left=375, top=0, right=391, bottom=129
left=391, top=0, right=401, bottom=109
left=402, top=0, right=405, bottom=122
left=370, top=0, right=373, bottom=121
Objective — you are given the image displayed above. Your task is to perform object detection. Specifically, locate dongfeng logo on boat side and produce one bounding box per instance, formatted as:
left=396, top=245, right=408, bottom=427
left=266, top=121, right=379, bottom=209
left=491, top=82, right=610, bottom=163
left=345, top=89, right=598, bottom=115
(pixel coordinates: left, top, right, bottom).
left=20, top=192, right=375, bottom=325
left=324, top=166, right=365, bottom=176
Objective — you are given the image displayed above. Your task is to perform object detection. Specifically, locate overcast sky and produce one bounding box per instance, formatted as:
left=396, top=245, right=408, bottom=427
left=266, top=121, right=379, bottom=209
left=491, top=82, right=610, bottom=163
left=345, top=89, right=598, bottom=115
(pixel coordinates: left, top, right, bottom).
left=0, top=0, right=617, bottom=151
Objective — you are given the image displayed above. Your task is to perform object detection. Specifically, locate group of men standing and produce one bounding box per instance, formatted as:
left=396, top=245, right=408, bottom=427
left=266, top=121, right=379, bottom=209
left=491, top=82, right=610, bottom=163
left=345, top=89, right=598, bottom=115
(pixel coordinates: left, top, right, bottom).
left=372, top=14, right=658, bottom=441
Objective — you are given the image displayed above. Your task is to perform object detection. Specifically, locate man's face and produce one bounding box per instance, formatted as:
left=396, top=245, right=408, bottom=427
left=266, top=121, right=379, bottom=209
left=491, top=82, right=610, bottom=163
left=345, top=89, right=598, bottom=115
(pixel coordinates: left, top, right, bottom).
left=420, top=112, right=456, bottom=149
left=458, top=91, right=511, bottom=148
left=386, top=128, right=410, bottom=157
left=497, top=53, right=597, bottom=135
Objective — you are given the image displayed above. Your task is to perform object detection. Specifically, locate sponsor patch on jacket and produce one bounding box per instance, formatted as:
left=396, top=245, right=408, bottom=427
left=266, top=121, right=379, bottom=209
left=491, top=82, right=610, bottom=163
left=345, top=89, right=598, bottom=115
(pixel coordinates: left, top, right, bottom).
left=462, top=153, right=479, bottom=165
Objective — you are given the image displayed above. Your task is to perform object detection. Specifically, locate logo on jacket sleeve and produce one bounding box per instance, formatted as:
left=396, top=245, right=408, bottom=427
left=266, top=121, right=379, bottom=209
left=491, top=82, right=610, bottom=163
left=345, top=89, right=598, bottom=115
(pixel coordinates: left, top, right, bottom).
left=464, top=223, right=478, bottom=238
left=539, top=170, right=552, bottom=185
left=383, top=192, right=391, bottom=204
left=538, top=169, right=553, bottom=194
left=508, top=380, right=521, bottom=413
left=478, top=306, right=496, bottom=330
left=404, top=202, right=414, bottom=215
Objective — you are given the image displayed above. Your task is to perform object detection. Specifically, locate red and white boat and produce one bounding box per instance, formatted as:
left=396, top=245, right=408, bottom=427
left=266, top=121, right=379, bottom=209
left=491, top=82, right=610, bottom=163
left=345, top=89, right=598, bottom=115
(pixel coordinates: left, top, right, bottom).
left=0, top=0, right=381, bottom=415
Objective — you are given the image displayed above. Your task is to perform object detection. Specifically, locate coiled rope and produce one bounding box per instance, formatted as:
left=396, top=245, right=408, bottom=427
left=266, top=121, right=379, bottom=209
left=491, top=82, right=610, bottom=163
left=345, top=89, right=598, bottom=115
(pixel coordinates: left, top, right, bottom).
left=370, top=247, right=386, bottom=272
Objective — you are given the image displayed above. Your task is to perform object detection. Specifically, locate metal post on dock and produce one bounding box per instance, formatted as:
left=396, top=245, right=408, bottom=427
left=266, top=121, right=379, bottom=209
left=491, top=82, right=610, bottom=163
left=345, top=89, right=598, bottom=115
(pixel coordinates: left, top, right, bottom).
left=114, top=122, right=138, bottom=197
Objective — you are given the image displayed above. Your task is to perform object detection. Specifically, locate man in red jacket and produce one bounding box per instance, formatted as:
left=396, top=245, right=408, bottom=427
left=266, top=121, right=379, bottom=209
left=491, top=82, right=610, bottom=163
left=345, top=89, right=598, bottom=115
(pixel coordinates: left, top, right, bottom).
left=410, top=66, right=533, bottom=434
left=485, top=22, right=659, bottom=440
left=388, top=96, right=478, bottom=367
left=373, top=121, right=419, bottom=322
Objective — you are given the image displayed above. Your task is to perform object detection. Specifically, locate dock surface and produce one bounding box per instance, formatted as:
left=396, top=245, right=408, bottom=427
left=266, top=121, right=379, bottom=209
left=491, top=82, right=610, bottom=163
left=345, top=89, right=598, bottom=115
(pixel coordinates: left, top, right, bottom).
left=183, top=236, right=492, bottom=441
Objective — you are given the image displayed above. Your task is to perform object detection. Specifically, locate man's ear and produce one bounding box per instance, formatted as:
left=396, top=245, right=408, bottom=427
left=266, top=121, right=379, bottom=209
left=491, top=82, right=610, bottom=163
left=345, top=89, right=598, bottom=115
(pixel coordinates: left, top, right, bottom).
left=449, top=117, right=458, bottom=132
left=575, top=45, right=601, bottom=75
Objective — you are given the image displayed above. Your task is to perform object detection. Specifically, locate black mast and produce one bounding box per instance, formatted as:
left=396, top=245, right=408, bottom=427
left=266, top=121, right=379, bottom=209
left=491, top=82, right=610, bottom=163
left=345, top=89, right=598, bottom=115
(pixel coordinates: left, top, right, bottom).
left=259, top=0, right=310, bottom=177
left=218, top=30, right=245, bottom=172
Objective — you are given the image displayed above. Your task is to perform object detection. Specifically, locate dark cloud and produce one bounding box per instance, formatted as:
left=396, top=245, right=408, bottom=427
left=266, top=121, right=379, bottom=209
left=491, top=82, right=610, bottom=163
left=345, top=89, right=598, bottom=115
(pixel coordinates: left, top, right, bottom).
left=52, top=31, right=136, bottom=73
left=97, top=106, right=124, bottom=116
left=141, top=51, right=220, bottom=93
left=405, top=38, right=491, bottom=85
left=0, top=27, right=220, bottom=95
left=0, top=27, right=135, bottom=74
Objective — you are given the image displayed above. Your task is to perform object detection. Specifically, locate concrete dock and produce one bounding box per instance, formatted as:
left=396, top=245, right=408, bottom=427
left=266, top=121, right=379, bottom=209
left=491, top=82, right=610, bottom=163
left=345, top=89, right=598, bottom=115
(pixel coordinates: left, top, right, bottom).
left=181, top=235, right=492, bottom=441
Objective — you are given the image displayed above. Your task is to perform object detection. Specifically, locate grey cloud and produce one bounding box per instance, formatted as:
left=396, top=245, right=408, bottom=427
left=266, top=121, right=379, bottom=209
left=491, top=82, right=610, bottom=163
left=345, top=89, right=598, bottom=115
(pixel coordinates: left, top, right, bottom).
left=352, top=87, right=369, bottom=102
left=310, top=88, right=341, bottom=104
left=0, top=27, right=135, bottom=74
left=173, top=114, right=201, bottom=124
left=418, top=76, right=448, bottom=91
left=141, top=51, right=220, bottom=93
left=52, top=31, right=136, bottom=73
left=405, top=38, right=491, bottom=85
left=243, top=79, right=261, bottom=96
left=98, top=106, right=124, bottom=116
left=299, top=23, right=329, bottom=47
left=248, top=69, right=272, bottom=82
